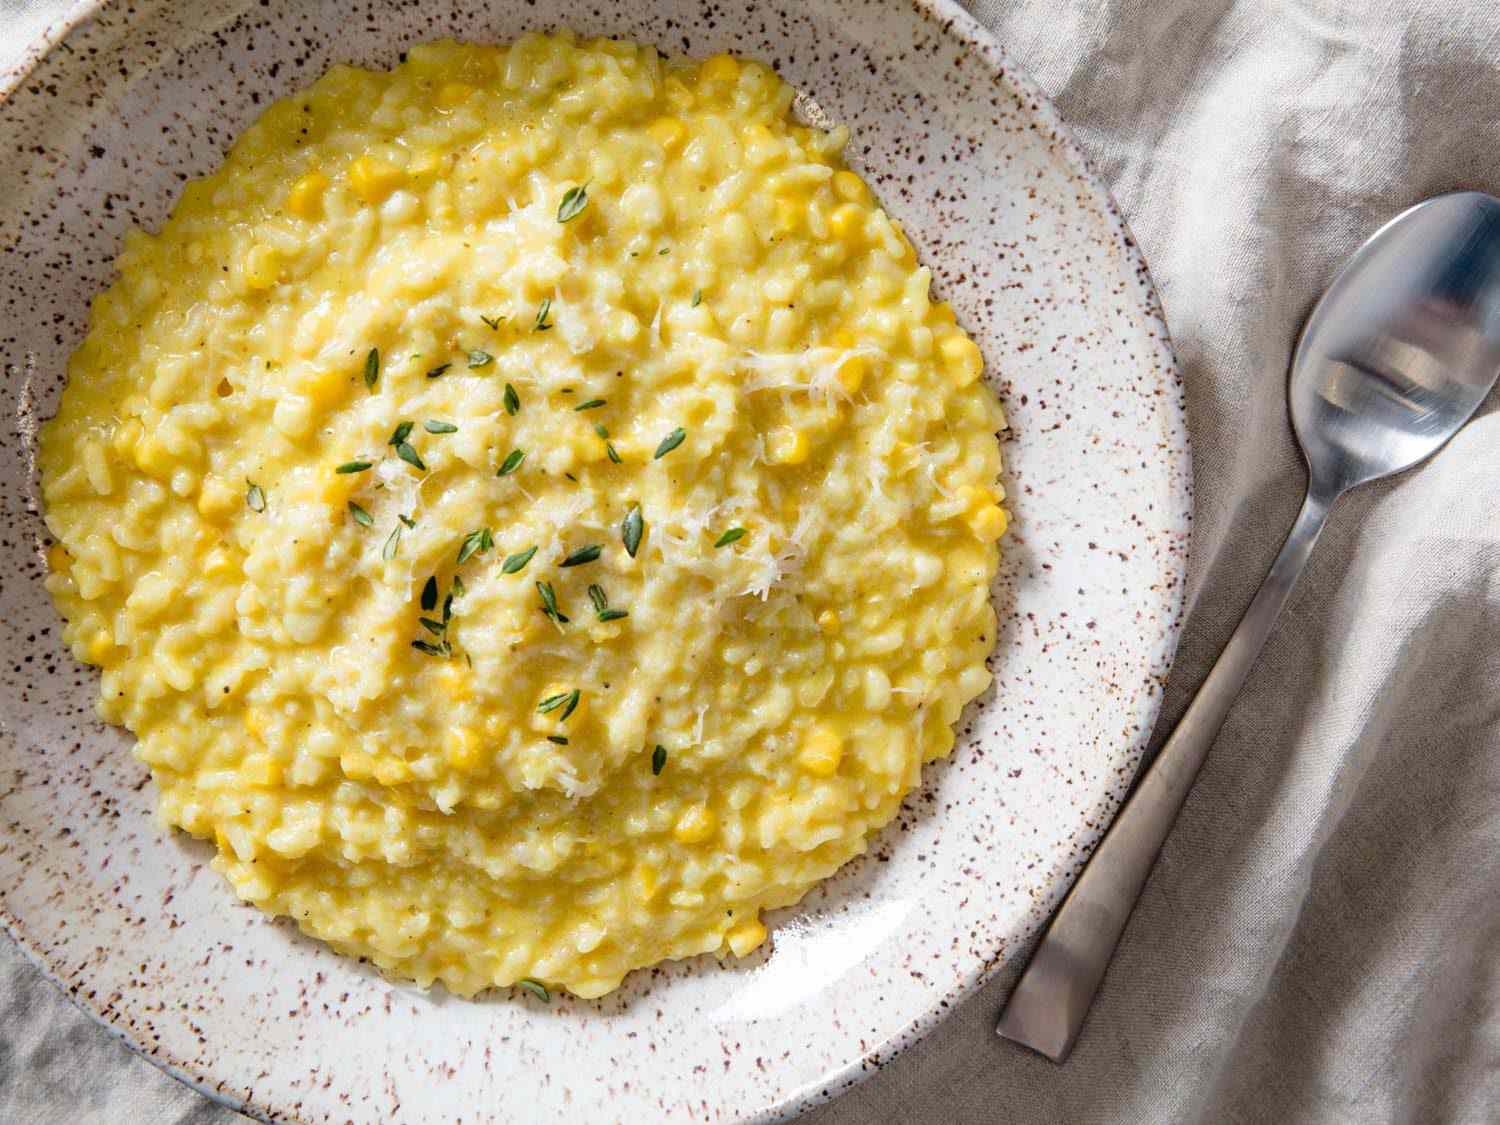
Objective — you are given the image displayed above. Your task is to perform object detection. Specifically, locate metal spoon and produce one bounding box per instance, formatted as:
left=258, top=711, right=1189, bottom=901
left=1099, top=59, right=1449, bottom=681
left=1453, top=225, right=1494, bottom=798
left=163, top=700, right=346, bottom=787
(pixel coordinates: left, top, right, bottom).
left=997, top=190, right=1500, bottom=1063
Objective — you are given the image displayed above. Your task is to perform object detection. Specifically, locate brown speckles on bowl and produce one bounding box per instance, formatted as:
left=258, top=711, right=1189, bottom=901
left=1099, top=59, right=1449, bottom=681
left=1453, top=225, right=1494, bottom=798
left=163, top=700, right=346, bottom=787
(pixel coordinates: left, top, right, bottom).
left=0, top=2, right=1189, bottom=1122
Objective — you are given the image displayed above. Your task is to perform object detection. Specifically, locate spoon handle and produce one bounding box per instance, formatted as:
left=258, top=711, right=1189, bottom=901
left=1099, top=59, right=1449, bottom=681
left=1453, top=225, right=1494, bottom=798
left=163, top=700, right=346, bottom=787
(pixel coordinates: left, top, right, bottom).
left=996, top=485, right=1334, bottom=1062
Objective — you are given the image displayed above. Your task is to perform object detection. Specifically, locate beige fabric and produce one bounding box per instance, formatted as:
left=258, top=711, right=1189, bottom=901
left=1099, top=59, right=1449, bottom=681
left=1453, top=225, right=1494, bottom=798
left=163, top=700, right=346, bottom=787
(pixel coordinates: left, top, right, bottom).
left=5, top=1, right=1500, bottom=1122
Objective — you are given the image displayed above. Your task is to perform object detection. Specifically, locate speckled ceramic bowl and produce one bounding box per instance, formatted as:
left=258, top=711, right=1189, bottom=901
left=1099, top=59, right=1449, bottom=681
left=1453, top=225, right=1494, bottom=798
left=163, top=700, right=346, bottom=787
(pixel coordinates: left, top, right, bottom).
left=0, top=1, right=1190, bottom=1121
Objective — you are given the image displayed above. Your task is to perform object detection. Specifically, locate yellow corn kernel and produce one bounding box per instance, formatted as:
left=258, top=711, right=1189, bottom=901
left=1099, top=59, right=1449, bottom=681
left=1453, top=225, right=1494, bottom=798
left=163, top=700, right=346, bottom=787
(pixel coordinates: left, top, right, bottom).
left=131, top=433, right=175, bottom=478
left=445, top=727, right=482, bottom=771
left=373, top=757, right=413, bottom=785
left=774, top=196, right=803, bottom=233
left=817, top=608, right=840, bottom=634
left=647, top=115, right=686, bottom=150
left=531, top=682, right=587, bottom=732
left=798, top=724, right=845, bottom=777
left=239, top=753, right=283, bottom=788
left=243, top=708, right=269, bottom=741
left=110, top=418, right=143, bottom=458
left=965, top=503, right=1009, bottom=542
left=828, top=203, right=865, bottom=242
left=434, top=81, right=475, bottom=108
left=284, top=171, right=329, bottom=219
left=46, top=543, right=68, bottom=572
left=726, top=918, right=768, bottom=957
left=298, top=364, right=349, bottom=413
left=634, top=863, right=660, bottom=901
left=673, top=804, right=717, bottom=844
left=835, top=352, right=867, bottom=395
left=699, top=54, right=740, bottom=85
left=196, top=475, right=239, bottom=521
left=436, top=663, right=472, bottom=701
left=940, top=334, right=983, bottom=387
left=339, top=750, right=375, bottom=781
left=407, top=149, right=445, bottom=178
left=202, top=547, right=235, bottom=578
left=347, top=154, right=405, bottom=204
left=242, top=244, right=280, bottom=289
left=84, top=629, right=113, bottom=664
left=932, top=301, right=958, bottom=325
left=767, top=429, right=809, bottom=465
left=743, top=122, right=779, bottom=166
left=832, top=170, right=868, bottom=204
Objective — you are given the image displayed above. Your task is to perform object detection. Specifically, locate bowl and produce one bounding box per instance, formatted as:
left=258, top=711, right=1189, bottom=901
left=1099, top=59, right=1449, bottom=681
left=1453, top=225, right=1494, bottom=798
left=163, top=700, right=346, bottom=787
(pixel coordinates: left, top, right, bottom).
left=0, top=1, right=1191, bottom=1120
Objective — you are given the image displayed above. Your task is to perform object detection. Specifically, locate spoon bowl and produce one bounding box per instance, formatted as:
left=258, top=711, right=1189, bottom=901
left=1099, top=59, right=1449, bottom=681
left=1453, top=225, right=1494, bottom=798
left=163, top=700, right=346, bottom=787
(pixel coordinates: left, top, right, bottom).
left=1294, top=191, right=1500, bottom=496
left=998, top=190, right=1500, bottom=1063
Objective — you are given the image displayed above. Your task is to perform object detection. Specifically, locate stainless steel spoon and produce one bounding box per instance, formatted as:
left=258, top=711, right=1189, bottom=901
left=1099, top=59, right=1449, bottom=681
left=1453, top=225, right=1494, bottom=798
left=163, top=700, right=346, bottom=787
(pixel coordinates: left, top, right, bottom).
left=997, top=190, right=1500, bottom=1063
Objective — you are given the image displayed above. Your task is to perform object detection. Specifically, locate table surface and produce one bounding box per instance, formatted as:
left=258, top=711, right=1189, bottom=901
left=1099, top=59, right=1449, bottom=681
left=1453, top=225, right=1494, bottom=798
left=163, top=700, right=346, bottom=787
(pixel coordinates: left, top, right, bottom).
left=6, top=1, right=1500, bottom=1122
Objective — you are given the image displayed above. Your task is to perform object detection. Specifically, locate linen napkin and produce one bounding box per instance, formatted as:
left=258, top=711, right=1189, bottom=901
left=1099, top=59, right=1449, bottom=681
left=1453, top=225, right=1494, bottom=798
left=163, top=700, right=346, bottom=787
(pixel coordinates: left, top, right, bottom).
left=5, top=1, right=1500, bottom=1122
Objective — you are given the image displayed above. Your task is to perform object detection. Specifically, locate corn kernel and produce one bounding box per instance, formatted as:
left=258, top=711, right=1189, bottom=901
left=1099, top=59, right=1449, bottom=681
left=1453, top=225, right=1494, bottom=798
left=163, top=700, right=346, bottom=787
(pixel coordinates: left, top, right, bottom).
left=241, top=244, right=280, bottom=289
left=243, top=708, right=268, bottom=741
left=828, top=203, right=865, bottom=242
left=726, top=918, right=768, bottom=957
left=932, top=301, right=958, bottom=324
left=347, top=155, right=405, bottom=204
left=632, top=863, right=660, bottom=901
left=110, top=418, right=143, bottom=458
left=284, top=171, right=329, bottom=219
left=835, top=353, right=866, bottom=395
left=339, top=750, right=375, bottom=781
left=647, top=115, right=686, bottom=150
left=84, top=629, right=114, bottom=664
left=743, top=122, right=779, bottom=166
left=239, top=753, right=283, bottom=788
left=202, top=547, right=235, bottom=578
left=196, top=475, right=239, bottom=521
left=940, top=334, right=983, bottom=387
left=699, top=54, right=740, bottom=85
left=774, top=197, right=803, bottom=233
left=445, top=727, right=482, bottom=771
left=965, top=503, right=1009, bottom=541
left=798, top=724, right=844, bottom=777
left=434, top=81, right=475, bottom=108
left=817, top=608, right=840, bottom=634
left=46, top=543, right=68, bottom=572
left=373, top=757, right=413, bottom=785
left=832, top=170, right=868, bottom=204
left=768, top=429, right=810, bottom=465
left=436, top=663, right=472, bottom=701
left=673, top=804, right=717, bottom=844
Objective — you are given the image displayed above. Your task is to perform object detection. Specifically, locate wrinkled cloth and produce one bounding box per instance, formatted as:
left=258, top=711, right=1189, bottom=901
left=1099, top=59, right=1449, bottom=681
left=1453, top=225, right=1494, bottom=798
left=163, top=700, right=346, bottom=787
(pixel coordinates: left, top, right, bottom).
left=6, top=1, right=1500, bottom=1122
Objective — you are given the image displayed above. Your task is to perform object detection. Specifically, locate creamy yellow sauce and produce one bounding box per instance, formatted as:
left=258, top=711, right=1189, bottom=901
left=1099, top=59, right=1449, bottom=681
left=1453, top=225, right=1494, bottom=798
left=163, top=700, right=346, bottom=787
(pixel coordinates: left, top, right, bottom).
left=39, top=33, right=1008, bottom=998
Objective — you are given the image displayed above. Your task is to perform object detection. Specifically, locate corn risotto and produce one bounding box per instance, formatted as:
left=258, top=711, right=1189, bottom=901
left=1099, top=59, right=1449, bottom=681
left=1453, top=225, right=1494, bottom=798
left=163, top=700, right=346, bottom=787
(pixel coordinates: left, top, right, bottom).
left=38, top=33, right=1008, bottom=999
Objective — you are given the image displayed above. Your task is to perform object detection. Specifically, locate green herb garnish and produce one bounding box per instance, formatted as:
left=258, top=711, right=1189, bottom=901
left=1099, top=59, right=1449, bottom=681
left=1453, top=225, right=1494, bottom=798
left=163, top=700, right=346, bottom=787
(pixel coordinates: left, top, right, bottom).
left=411, top=638, right=449, bottom=657
left=654, top=427, right=686, bottom=459
left=363, top=347, right=380, bottom=390
left=418, top=617, right=446, bottom=637
left=547, top=735, right=570, bottom=745
left=587, top=585, right=608, bottom=613
left=467, top=349, right=493, bottom=369
left=502, top=545, right=537, bottom=574
left=537, top=580, right=568, bottom=623
left=424, top=420, right=458, bottom=434
left=348, top=500, right=373, bottom=527
left=622, top=504, right=644, bottom=558
left=451, top=573, right=466, bottom=598
left=557, top=183, right=589, bottom=223
left=382, top=524, right=402, bottom=561
left=421, top=576, right=438, bottom=612
left=714, top=527, right=747, bottom=548
left=574, top=398, right=606, bottom=411
left=691, top=289, right=702, bottom=307
left=395, top=442, right=426, bottom=471
left=652, top=745, right=667, bottom=775
left=480, top=314, right=503, bottom=331
left=336, top=460, right=373, bottom=474
left=533, top=298, right=553, bottom=332
left=560, top=544, right=602, bottom=568
left=398, top=513, right=416, bottom=529
left=504, top=382, right=520, bottom=415
left=246, top=481, right=266, bottom=512
left=517, top=978, right=550, bottom=1003
left=389, top=421, right=414, bottom=446
left=456, top=528, right=494, bottom=565
left=496, top=448, right=525, bottom=477
left=425, top=363, right=451, bottom=380
left=537, top=690, right=572, bottom=714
